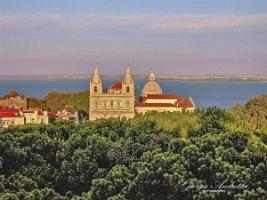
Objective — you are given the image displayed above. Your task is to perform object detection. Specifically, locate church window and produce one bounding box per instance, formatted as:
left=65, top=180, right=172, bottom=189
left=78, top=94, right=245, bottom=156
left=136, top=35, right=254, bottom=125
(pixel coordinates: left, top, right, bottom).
left=94, top=86, right=97, bottom=93
left=118, top=101, right=120, bottom=107
left=126, top=86, right=130, bottom=93
left=126, top=101, right=129, bottom=109
left=111, top=101, right=114, bottom=107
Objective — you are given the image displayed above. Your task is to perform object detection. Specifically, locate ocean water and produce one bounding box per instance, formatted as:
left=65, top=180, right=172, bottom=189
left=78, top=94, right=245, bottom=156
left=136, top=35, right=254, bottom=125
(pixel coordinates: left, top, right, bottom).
left=0, top=79, right=267, bottom=109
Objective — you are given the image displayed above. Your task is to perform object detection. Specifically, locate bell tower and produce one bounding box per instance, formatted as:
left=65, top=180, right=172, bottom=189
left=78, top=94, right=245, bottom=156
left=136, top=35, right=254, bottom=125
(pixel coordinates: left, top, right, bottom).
left=122, top=64, right=135, bottom=95
left=89, top=64, right=103, bottom=120
left=89, top=64, right=103, bottom=96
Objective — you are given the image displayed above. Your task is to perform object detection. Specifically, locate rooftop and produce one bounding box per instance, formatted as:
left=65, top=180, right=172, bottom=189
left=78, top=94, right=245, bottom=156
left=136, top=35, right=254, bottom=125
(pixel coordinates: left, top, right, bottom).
left=111, top=82, right=122, bottom=90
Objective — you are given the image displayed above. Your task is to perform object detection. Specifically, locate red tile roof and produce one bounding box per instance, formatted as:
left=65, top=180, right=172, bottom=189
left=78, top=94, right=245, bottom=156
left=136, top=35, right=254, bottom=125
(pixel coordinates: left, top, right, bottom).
left=177, top=96, right=194, bottom=108
left=0, top=108, right=21, bottom=113
left=0, top=108, right=49, bottom=118
left=48, top=112, right=59, bottom=118
left=0, top=108, right=22, bottom=118
left=0, top=112, right=21, bottom=118
left=111, top=82, right=122, bottom=90
left=22, top=111, right=34, bottom=113
left=136, top=103, right=177, bottom=108
left=23, top=109, right=44, bottom=116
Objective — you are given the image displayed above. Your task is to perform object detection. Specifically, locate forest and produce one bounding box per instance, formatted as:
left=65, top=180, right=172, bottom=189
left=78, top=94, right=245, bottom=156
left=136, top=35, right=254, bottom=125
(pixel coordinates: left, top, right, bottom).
left=0, top=95, right=267, bottom=199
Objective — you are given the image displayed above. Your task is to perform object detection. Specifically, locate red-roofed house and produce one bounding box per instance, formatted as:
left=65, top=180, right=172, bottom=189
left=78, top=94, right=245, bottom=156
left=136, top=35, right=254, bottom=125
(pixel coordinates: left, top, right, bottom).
left=48, top=112, right=59, bottom=120
left=22, top=108, right=49, bottom=124
left=0, top=108, right=24, bottom=128
left=57, top=106, right=78, bottom=121
left=0, top=107, right=55, bottom=128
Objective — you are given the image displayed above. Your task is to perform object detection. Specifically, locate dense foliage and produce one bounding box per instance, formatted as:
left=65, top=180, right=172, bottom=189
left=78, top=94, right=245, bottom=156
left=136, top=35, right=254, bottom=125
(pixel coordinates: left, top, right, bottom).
left=228, top=95, right=267, bottom=133
left=1, top=95, right=267, bottom=199
left=28, top=92, right=88, bottom=113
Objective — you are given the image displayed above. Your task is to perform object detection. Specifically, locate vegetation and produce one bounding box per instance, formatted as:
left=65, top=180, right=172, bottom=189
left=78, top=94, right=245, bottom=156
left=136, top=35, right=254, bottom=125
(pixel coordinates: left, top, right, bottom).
left=0, top=90, right=88, bottom=113
left=227, top=95, right=267, bottom=133
left=0, top=95, right=267, bottom=199
left=27, top=91, right=89, bottom=120
left=28, top=91, right=88, bottom=113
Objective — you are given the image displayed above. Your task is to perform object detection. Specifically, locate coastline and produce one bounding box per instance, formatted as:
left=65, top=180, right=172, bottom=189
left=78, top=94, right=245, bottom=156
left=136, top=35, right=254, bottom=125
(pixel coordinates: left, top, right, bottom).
left=1, top=75, right=267, bottom=82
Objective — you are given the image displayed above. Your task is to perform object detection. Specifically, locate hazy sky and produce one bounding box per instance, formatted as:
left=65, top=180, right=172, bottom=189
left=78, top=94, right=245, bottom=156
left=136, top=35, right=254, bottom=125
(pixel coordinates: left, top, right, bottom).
left=0, top=0, right=267, bottom=75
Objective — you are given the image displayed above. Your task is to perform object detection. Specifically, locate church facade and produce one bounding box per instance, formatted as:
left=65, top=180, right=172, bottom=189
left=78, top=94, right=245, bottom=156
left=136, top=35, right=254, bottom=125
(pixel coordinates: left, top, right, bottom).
left=89, top=64, right=135, bottom=121
left=89, top=65, right=195, bottom=121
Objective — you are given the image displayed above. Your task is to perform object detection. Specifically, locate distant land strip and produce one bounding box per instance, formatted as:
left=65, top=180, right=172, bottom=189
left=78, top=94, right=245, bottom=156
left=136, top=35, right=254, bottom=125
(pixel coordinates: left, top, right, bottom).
left=0, top=75, right=267, bottom=82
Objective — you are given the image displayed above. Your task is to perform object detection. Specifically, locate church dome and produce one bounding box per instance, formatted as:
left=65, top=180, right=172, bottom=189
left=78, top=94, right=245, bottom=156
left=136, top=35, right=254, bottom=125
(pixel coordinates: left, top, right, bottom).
left=142, top=71, right=162, bottom=96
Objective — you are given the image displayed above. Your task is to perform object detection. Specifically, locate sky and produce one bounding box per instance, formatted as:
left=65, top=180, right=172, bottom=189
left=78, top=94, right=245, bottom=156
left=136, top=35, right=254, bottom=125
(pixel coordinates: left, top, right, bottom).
left=0, top=0, right=267, bottom=76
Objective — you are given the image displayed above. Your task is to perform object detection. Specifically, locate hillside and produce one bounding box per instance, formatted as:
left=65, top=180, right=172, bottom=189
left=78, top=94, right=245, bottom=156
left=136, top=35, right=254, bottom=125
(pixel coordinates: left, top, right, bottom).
left=0, top=95, right=267, bottom=199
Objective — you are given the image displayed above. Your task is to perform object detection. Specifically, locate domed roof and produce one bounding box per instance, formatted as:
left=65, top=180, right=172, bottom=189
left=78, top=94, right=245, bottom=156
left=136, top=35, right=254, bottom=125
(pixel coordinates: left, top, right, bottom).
left=142, top=82, right=162, bottom=96
left=142, top=71, right=162, bottom=96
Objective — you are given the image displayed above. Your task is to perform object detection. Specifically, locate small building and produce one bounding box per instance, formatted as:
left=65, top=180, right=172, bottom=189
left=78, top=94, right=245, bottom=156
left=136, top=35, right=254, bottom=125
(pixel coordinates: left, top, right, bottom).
left=22, top=108, right=49, bottom=124
left=0, top=93, right=27, bottom=109
left=0, top=108, right=50, bottom=128
left=57, top=106, right=78, bottom=121
left=9, top=96, right=28, bottom=109
left=0, top=108, right=24, bottom=128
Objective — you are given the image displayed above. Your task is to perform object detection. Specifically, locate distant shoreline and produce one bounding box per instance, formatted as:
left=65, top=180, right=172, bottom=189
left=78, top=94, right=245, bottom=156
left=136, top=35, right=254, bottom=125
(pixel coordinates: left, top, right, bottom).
left=0, top=75, right=267, bottom=82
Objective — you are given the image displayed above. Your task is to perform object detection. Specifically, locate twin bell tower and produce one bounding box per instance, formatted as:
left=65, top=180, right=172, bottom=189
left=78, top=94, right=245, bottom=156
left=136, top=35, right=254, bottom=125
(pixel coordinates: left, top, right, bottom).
left=89, top=64, right=135, bottom=121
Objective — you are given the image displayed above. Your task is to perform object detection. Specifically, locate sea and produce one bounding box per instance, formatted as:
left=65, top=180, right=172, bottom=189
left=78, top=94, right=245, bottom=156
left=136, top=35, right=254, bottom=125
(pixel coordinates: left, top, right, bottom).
left=0, top=79, right=267, bottom=109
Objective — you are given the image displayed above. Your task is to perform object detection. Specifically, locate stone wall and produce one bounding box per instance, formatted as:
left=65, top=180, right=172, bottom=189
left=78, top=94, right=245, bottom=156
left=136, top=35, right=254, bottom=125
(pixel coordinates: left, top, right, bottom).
left=89, top=94, right=135, bottom=120
left=9, top=96, right=27, bottom=109
left=135, top=106, right=177, bottom=114
left=0, top=96, right=27, bottom=109
left=0, top=98, right=9, bottom=108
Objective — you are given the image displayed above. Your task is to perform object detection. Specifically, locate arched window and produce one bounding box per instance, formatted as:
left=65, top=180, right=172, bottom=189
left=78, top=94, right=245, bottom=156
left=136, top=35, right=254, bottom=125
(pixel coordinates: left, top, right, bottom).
left=111, top=100, right=114, bottom=107
left=126, top=86, right=130, bottom=93
left=94, top=86, right=97, bottom=93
